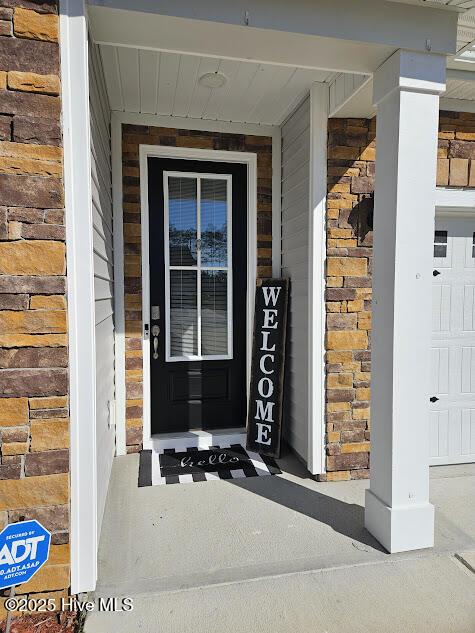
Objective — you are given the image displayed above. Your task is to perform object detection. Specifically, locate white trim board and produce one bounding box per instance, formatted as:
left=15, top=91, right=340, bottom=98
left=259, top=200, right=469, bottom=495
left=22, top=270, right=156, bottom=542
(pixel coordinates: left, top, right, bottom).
left=60, top=0, right=98, bottom=594
left=436, top=187, right=475, bottom=210
left=111, top=113, right=126, bottom=455
left=114, top=111, right=276, bottom=137
left=307, top=83, right=328, bottom=476
left=138, top=144, right=257, bottom=450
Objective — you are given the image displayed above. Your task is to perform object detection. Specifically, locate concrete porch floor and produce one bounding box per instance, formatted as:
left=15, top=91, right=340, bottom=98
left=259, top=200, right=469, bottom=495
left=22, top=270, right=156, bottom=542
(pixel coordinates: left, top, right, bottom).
left=85, top=453, right=475, bottom=633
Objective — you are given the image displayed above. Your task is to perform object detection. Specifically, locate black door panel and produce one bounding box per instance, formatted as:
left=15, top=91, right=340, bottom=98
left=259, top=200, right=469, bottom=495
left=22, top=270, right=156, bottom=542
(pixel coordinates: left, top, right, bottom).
left=148, top=158, right=247, bottom=433
left=168, top=369, right=229, bottom=402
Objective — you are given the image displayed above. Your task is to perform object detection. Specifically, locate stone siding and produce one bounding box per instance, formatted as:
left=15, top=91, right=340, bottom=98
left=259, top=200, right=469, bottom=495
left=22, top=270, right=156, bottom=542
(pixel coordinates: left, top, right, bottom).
left=323, top=118, right=374, bottom=482
left=0, top=0, right=71, bottom=624
left=122, top=125, right=273, bottom=451
left=437, top=110, right=475, bottom=186
left=323, top=110, right=475, bottom=480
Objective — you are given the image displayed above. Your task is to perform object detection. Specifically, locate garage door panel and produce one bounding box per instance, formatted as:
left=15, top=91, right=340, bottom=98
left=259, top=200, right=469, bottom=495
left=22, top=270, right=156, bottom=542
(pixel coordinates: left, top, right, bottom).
left=463, top=285, right=475, bottom=330
left=429, top=408, right=474, bottom=463
left=429, top=411, right=440, bottom=458
left=429, top=409, right=449, bottom=460
left=461, top=409, right=474, bottom=455
left=461, top=346, right=475, bottom=393
left=431, top=216, right=475, bottom=465
left=449, top=409, right=463, bottom=458
left=432, top=285, right=451, bottom=332
left=430, top=347, right=449, bottom=394
left=463, top=232, right=475, bottom=268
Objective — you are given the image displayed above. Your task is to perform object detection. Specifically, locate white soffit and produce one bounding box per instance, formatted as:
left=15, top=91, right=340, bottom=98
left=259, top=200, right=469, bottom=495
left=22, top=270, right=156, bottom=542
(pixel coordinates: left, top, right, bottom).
left=98, top=46, right=335, bottom=126
left=451, top=8, right=475, bottom=64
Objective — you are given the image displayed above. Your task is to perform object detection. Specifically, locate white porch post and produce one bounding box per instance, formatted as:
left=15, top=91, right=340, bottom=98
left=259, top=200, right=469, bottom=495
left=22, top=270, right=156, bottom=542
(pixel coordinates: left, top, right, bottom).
left=365, top=50, right=446, bottom=553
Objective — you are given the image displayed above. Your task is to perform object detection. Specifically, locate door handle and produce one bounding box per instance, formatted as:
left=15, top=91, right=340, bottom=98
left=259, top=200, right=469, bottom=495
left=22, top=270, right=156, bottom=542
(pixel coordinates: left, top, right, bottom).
left=433, top=270, right=441, bottom=277
left=152, top=324, right=160, bottom=360
left=429, top=396, right=439, bottom=403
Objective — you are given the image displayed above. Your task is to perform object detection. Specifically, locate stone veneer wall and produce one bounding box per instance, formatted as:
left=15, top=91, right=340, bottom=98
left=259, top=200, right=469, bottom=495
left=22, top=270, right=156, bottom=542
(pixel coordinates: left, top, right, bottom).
left=323, top=117, right=375, bottom=482
left=323, top=110, right=475, bottom=481
left=437, top=110, right=475, bottom=186
left=0, top=1, right=72, bottom=627
left=122, top=125, right=273, bottom=451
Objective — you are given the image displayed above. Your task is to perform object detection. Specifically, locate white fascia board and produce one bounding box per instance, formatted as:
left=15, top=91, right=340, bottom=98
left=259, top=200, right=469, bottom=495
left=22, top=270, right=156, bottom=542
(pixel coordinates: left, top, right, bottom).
left=88, top=0, right=457, bottom=56
left=89, top=7, right=392, bottom=75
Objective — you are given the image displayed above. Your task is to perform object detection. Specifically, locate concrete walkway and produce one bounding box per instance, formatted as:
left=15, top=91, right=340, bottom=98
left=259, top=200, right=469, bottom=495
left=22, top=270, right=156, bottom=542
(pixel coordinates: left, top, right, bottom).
left=85, top=454, right=475, bottom=633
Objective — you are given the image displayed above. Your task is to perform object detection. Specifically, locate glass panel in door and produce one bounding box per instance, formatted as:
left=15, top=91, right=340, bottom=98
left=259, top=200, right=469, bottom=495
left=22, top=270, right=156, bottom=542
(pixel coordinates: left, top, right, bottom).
left=200, top=178, right=228, bottom=267
left=168, top=176, right=197, bottom=266
left=165, top=172, right=232, bottom=361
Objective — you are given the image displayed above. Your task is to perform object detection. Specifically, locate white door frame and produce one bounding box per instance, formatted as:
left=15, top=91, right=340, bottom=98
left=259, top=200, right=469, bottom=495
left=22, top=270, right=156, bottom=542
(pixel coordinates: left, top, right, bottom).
left=139, top=144, right=257, bottom=448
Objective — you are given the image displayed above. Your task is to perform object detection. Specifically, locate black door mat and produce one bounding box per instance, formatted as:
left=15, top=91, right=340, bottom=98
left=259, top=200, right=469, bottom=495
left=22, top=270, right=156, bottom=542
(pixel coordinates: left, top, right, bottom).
left=138, top=444, right=281, bottom=486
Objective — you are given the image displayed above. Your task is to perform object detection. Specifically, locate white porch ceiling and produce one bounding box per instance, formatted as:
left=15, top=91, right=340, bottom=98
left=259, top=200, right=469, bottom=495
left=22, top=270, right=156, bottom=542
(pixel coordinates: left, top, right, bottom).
left=99, top=45, right=334, bottom=126
left=455, top=8, right=475, bottom=51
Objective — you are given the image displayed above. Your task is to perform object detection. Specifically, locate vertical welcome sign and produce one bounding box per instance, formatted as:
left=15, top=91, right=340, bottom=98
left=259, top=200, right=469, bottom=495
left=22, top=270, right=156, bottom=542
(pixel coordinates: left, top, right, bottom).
left=246, top=278, right=289, bottom=458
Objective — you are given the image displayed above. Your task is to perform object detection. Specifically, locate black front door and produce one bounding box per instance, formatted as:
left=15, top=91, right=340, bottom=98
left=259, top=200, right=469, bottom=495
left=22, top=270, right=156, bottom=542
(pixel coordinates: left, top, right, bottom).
left=148, top=158, right=247, bottom=434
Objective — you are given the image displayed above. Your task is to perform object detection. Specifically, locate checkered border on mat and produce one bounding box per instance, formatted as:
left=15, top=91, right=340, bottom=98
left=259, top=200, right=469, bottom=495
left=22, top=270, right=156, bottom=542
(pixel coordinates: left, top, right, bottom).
left=138, top=444, right=281, bottom=486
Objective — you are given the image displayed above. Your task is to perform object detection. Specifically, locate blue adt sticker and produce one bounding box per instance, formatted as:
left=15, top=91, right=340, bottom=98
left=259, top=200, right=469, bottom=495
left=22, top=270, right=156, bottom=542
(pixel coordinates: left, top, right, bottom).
left=0, top=520, right=51, bottom=590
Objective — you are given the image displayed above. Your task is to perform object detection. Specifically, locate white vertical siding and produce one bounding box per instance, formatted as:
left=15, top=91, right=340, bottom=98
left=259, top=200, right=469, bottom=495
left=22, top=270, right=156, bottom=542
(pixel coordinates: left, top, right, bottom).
left=281, top=96, right=310, bottom=462
left=89, top=40, right=115, bottom=535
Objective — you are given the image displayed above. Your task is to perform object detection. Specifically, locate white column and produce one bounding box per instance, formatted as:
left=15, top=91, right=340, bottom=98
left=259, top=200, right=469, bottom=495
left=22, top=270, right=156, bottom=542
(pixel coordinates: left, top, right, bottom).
left=365, top=50, right=446, bottom=553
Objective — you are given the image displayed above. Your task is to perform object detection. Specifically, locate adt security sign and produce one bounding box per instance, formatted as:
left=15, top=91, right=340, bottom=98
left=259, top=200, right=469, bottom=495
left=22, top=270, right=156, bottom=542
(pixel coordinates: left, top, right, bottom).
left=0, top=520, right=51, bottom=590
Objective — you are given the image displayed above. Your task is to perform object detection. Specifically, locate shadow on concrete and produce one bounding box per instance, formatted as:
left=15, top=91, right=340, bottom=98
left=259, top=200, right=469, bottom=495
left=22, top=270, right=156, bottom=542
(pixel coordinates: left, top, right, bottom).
left=229, top=470, right=387, bottom=553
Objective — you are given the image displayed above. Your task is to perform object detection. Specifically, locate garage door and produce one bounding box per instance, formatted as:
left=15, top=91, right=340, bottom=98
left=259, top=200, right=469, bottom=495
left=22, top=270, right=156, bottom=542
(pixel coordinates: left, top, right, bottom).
left=430, top=215, right=475, bottom=465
